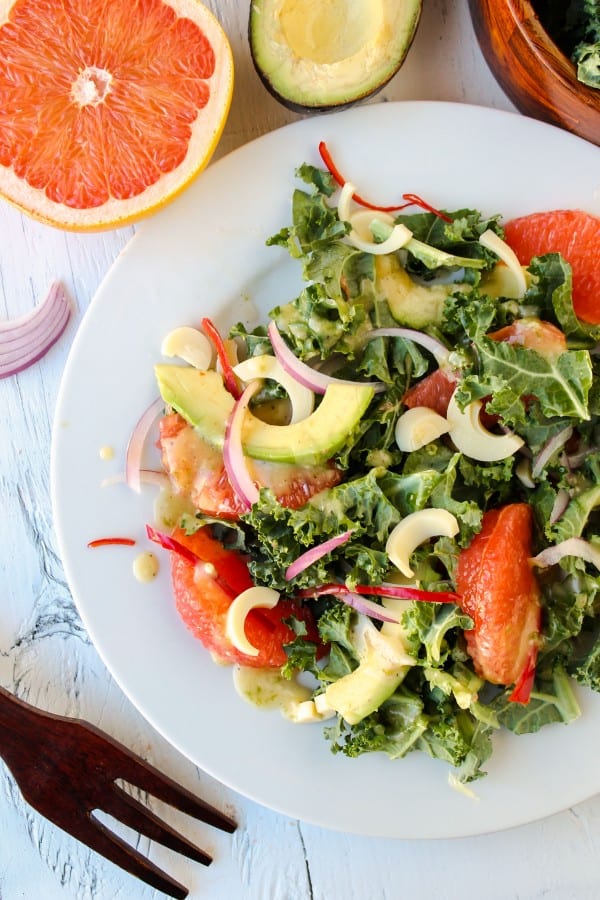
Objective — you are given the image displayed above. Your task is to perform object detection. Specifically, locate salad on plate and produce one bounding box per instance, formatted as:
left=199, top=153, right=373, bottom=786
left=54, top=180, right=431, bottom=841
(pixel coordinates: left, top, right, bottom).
left=139, top=151, right=600, bottom=785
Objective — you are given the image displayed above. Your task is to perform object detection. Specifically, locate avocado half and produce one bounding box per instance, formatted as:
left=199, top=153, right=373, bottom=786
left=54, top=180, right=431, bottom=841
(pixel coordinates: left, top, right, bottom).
left=249, top=0, right=423, bottom=113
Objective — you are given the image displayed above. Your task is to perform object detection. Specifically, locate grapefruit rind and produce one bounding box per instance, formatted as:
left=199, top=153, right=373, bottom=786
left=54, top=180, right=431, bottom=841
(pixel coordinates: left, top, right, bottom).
left=0, top=0, right=234, bottom=231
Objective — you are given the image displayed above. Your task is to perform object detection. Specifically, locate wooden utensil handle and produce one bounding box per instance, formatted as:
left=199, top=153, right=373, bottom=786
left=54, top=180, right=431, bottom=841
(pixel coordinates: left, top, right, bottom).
left=0, top=685, right=51, bottom=761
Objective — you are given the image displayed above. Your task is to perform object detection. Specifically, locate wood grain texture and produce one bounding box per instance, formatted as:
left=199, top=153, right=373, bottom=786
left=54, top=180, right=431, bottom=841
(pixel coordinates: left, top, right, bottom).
left=469, top=0, right=600, bottom=146
left=1, top=2, right=599, bottom=898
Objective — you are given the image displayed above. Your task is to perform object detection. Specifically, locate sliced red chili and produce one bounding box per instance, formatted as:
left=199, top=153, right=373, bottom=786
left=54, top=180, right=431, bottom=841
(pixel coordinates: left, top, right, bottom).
left=508, top=644, right=538, bottom=704
left=400, top=193, right=453, bottom=223
left=297, top=581, right=460, bottom=604
left=201, top=317, right=242, bottom=400
left=146, top=525, right=198, bottom=563
left=318, top=141, right=453, bottom=221
left=87, top=537, right=136, bottom=548
left=146, top=524, right=238, bottom=598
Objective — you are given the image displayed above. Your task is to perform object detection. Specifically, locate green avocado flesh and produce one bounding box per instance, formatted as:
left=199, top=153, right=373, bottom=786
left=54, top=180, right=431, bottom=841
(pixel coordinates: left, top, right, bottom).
left=324, top=615, right=412, bottom=724
left=155, top=364, right=374, bottom=466
left=155, top=367, right=233, bottom=448
left=249, top=0, right=422, bottom=112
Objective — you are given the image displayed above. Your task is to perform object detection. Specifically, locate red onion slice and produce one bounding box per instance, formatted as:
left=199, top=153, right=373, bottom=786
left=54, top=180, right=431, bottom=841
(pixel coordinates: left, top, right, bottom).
left=223, top=381, right=261, bottom=509
left=566, top=445, right=600, bottom=469
left=285, top=530, right=353, bottom=581
left=137, top=468, right=170, bottom=489
left=549, top=488, right=570, bottom=524
left=101, top=469, right=170, bottom=490
left=125, top=397, right=164, bottom=493
left=531, top=538, right=600, bottom=571
left=531, top=426, right=573, bottom=478
left=0, top=282, right=72, bottom=379
left=334, top=590, right=401, bottom=623
left=365, top=327, right=451, bottom=367
left=267, top=321, right=385, bottom=395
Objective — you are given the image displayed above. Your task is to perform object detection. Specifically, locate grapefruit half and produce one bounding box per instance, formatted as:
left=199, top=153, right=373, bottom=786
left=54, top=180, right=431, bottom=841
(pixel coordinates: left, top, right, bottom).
left=0, top=0, right=234, bottom=230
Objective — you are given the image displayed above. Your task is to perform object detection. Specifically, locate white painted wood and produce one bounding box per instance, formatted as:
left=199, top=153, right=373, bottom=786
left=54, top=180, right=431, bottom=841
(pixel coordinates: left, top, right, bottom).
left=1, top=2, right=599, bottom=898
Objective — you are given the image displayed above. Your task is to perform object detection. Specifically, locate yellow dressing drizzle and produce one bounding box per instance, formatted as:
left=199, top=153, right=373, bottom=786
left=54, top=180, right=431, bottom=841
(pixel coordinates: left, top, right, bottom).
left=133, top=552, right=159, bottom=583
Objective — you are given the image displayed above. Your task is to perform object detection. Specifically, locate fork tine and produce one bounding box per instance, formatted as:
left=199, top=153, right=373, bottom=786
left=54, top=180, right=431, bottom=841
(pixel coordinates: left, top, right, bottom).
left=101, top=783, right=213, bottom=865
left=75, top=814, right=191, bottom=899
left=97, top=732, right=236, bottom=833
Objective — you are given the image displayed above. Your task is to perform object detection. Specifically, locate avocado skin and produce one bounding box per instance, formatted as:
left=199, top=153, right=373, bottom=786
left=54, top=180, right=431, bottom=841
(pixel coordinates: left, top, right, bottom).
left=248, top=1, right=422, bottom=114
left=249, top=43, right=396, bottom=115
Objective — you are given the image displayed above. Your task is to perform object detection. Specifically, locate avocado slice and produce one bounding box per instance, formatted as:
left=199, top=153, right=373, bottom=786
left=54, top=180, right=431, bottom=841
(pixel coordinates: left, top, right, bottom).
left=375, top=254, right=455, bottom=328
left=249, top=0, right=422, bottom=113
left=155, top=366, right=234, bottom=448
left=155, top=364, right=374, bottom=466
left=324, top=599, right=414, bottom=725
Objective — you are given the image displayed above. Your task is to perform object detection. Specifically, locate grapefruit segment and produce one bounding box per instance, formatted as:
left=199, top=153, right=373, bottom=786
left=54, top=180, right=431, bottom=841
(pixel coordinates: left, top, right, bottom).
left=158, top=412, right=343, bottom=519
left=503, top=210, right=600, bottom=325
left=170, top=527, right=322, bottom=667
left=0, top=0, right=233, bottom=229
left=456, top=503, right=542, bottom=694
left=487, top=319, right=567, bottom=358
left=402, top=368, right=457, bottom=418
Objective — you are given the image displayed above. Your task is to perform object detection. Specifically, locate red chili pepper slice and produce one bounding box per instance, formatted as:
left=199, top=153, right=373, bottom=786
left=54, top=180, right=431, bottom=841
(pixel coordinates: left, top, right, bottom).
left=400, top=193, right=453, bottom=223
left=87, top=537, right=136, bottom=548
left=297, top=582, right=460, bottom=604
left=318, top=141, right=453, bottom=222
left=146, top=524, right=238, bottom=598
left=146, top=525, right=198, bottom=564
left=201, top=317, right=242, bottom=400
left=508, top=644, right=538, bottom=704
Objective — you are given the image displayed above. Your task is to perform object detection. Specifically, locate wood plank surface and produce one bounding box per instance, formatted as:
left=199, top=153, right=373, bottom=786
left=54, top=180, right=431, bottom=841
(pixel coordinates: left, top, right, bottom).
left=1, top=2, right=599, bottom=898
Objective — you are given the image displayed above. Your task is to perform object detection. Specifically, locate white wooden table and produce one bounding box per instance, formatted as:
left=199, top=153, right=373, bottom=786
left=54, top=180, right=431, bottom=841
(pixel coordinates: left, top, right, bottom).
left=1, top=2, right=600, bottom=898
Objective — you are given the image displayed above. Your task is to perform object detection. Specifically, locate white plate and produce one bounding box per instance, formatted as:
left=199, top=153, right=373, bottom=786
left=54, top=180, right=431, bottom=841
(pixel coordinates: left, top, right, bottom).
left=52, top=102, right=600, bottom=839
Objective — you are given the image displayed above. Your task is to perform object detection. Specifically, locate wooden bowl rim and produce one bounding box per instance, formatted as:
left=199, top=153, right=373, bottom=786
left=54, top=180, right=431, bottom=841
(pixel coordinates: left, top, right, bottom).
left=501, top=0, right=600, bottom=109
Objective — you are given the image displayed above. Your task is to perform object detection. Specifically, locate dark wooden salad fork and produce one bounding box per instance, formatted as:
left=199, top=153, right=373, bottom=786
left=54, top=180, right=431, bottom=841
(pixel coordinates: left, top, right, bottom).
left=0, top=685, right=236, bottom=898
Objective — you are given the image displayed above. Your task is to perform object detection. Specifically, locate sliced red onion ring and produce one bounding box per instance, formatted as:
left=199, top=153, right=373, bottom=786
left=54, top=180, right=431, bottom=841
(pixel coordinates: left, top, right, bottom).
left=137, top=468, right=170, bottom=489
left=125, top=397, right=164, bottom=494
left=101, top=469, right=170, bottom=490
left=0, top=282, right=72, bottom=379
left=365, top=327, right=451, bottom=367
left=334, top=591, right=401, bottom=623
left=531, top=538, right=600, bottom=571
left=267, top=321, right=385, bottom=395
left=549, top=488, right=570, bottom=524
left=285, top=530, right=353, bottom=581
left=531, top=426, right=573, bottom=478
left=223, top=381, right=261, bottom=509
left=565, top=445, right=600, bottom=470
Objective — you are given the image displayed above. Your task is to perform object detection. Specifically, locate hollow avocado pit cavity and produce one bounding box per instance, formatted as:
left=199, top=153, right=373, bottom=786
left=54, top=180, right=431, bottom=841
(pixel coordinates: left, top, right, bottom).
left=249, top=0, right=423, bottom=112
left=280, top=0, right=381, bottom=65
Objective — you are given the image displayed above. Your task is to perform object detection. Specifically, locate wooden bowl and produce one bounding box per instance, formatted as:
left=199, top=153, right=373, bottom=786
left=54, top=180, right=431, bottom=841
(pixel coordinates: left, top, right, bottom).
left=469, top=0, right=600, bottom=146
